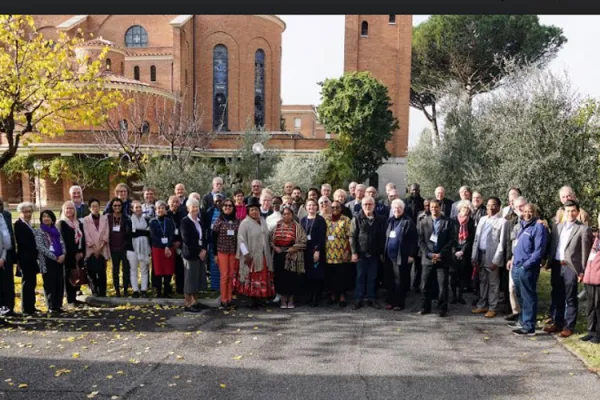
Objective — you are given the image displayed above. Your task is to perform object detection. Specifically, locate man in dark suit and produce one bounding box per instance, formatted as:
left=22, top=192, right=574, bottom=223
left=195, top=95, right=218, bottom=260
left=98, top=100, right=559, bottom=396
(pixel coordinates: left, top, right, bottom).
left=544, top=200, right=593, bottom=338
left=417, top=199, right=455, bottom=317
left=434, top=186, right=454, bottom=218
left=404, top=183, right=425, bottom=224
left=0, top=198, right=16, bottom=316
left=202, top=177, right=228, bottom=211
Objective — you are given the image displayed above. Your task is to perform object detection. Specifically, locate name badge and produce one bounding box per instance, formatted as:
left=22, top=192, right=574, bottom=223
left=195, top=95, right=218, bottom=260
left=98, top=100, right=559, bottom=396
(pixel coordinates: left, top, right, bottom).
left=132, top=227, right=136, bottom=233
left=198, top=239, right=203, bottom=246
left=307, top=234, right=312, bottom=240
left=227, top=229, right=235, bottom=236
left=389, top=231, right=397, bottom=238
left=49, top=245, right=55, bottom=252
left=328, top=235, right=335, bottom=241
left=161, top=237, right=168, bottom=245
left=112, top=225, right=120, bottom=232
left=429, top=234, right=438, bottom=244
left=174, top=228, right=179, bottom=235
left=211, top=224, right=214, bottom=230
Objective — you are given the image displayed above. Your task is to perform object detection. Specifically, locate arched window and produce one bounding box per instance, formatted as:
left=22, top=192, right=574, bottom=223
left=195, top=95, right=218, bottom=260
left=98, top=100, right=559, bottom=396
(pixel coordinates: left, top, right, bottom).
left=254, top=49, right=265, bottom=128
left=389, top=15, right=396, bottom=24
left=133, top=66, right=140, bottom=80
left=150, top=65, right=156, bottom=82
left=361, top=21, right=369, bottom=37
left=141, top=121, right=150, bottom=134
left=106, top=58, right=112, bottom=71
left=213, top=44, right=228, bottom=131
left=119, top=120, right=128, bottom=134
left=185, top=69, right=188, bottom=86
left=124, top=25, right=148, bottom=48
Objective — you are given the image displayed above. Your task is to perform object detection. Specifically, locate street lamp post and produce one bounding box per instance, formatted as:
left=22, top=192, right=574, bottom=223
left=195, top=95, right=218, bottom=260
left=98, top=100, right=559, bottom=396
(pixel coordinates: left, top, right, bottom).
left=33, top=160, right=43, bottom=217
left=251, top=142, right=265, bottom=180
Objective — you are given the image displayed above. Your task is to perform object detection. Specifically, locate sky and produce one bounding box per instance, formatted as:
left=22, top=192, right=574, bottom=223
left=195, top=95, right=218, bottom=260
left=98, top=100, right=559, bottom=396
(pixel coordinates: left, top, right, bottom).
left=278, top=15, right=600, bottom=148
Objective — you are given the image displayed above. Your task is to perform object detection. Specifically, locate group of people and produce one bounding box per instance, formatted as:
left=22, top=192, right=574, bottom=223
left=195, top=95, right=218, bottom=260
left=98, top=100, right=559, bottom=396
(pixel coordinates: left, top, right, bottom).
left=0, top=179, right=599, bottom=344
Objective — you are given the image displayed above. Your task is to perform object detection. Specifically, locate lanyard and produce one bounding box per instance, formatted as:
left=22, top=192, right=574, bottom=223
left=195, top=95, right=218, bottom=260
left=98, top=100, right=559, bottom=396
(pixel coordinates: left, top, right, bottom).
left=158, top=219, right=167, bottom=237
left=303, top=218, right=316, bottom=238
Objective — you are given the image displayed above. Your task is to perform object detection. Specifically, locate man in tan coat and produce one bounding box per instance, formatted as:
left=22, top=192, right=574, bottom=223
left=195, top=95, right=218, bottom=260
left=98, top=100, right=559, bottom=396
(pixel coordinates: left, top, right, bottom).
left=554, top=186, right=590, bottom=225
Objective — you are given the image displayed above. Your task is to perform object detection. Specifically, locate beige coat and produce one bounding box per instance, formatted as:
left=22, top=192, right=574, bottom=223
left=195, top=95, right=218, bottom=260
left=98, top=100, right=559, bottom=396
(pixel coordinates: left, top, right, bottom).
left=555, top=206, right=590, bottom=226
left=236, top=216, right=273, bottom=283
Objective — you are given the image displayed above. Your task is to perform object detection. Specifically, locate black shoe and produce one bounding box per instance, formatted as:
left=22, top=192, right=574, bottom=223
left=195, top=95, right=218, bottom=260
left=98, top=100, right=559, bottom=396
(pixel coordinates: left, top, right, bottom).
left=393, top=306, right=404, bottom=311
left=141, top=291, right=148, bottom=298
left=438, top=310, right=447, bottom=317
left=184, top=306, right=200, bottom=313
left=413, top=288, right=421, bottom=294
left=417, top=309, right=430, bottom=315
left=367, top=300, right=381, bottom=309
left=449, top=296, right=457, bottom=305
left=328, top=297, right=336, bottom=305
left=507, top=321, right=522, bottom=328
left=457, top=297, right=466, bottom=305
left=311, top=299, right=319, bottom=307
left=132, top=291, right=140, bottom=298
left=339, top=300, right=347, bottom=308
left=3, top=310, right=17, bottom=318
left=580, top=333, right=596, bottom=342
left=504, top=313, right=519, bottom=322
left=513, top=328, right=536, bottom=336
left=352, top=301, right=363, bottom=310
left=115, top=291, right=121, bottom=298
left=590, top=336, right=600, bottom=344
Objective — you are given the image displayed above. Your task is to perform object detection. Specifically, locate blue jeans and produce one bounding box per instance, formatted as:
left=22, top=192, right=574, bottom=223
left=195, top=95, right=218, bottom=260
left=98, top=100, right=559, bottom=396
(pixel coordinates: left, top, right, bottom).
left=512, top=266, right=538, bottom=332
left=355, top=255, right=379, bottom=301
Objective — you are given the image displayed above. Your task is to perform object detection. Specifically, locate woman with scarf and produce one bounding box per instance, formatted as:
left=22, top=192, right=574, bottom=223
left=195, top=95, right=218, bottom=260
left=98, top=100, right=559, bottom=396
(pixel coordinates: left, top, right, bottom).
left=34, top=210, right=66, bottom=314
left=301, top=199, right=327, bottom=307
left=58, top=201, right=86, bottom=308
left=14, top=202, right=39, bottom=315
left=452, top=200, right=476, bottom=305
left=127, top=200, right=152, bottom=298
left=271, top=205, right=307, bottom=309
left=325, top=200, right=353, bottom=307
left=233, top=190, right=247, bottom=221
left=180, top=198, right=208, bottom=313
left=82, top=199, right=110, bottom=297
left=213, top=198, right=241, bottom=308
left=150, top=201, right=176, bottom=297
left=236, top=197, right=275, bottom=309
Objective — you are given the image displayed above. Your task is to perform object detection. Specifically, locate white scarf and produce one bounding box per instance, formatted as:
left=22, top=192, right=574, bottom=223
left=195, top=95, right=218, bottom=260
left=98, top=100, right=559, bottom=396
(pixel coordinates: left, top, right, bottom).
left=131, top=214, right=151, bottom=261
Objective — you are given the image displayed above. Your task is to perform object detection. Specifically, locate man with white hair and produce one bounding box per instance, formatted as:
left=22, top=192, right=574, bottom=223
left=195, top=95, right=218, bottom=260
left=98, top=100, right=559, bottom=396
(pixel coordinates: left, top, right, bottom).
left=554, top=186, right=590, bottom=225
left=435, top=186, right=454, bottom=217
left=450, top=186, right=472, bottom=218
left=202, top=177, right=227, bottom=211
left=365, top=186, right=389, bottom=217
left=347, top=182, right=358, bottom=202
left=384, top=182, right=397, bottom=197
left=346, top=184, right=366, bottom=217
left=502, top=187, right=521, bottom=218
left=383, top=198, right=417, bottom=310
left=69, top=185, right=90, bottom=220
left=175, top=183, right=188, bottom=216
left=321, top=183, right=332, bottom=200
left=260, top=192, right=273, bottom=219
left=244, top=180, right=263, bottom=205
left=283, top=182, right=294, bottom=197
left=385, top=189, right=400, bottom=218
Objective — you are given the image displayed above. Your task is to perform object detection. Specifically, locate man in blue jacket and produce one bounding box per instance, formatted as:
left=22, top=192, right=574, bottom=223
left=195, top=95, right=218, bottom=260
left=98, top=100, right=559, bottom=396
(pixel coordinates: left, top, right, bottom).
left=508, top=203, right=548, bottom=336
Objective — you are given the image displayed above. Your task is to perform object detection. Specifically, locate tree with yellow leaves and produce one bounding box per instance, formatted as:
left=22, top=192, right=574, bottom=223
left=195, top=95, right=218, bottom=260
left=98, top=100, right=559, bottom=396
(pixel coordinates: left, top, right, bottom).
left=0, top=15, right=121, bottom=168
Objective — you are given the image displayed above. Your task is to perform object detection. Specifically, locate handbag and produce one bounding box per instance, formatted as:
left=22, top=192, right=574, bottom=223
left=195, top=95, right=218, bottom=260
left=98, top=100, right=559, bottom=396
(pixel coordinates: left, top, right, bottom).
left=69, top=261, right=88, bottom=286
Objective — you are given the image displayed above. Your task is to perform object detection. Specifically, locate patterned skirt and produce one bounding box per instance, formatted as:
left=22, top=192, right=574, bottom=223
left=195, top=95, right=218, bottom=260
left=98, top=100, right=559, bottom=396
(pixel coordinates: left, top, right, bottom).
left=236, top=258, right=275, bottom=298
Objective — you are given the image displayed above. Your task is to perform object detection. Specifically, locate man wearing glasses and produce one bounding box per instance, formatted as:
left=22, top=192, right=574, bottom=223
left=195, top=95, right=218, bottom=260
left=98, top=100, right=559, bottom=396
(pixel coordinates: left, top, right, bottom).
left=244, top=180, right=263, bottom=205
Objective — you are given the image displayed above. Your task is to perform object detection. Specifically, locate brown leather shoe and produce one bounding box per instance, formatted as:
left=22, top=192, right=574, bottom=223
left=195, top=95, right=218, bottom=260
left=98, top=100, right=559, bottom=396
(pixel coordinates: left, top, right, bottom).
left=543, top=324, right=561, bottom=334
left=559, top=329, right=574, bottom=338
left=484, top=311, right=497, bottom=318
left=471, top=308, right=489, bottom=314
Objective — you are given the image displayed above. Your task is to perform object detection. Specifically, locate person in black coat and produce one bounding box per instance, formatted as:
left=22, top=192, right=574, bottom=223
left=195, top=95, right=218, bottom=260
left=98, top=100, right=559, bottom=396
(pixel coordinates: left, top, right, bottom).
left=404, top=183, right=425, bottom=224
left=58, top=201, right=86, bottom=307
left=301, top=199, right=327, bottom=307
left=383, top=199, right=418, bottom=310
left=434, top=186, right=454, bottom=218
left=14, top=202, right=39, bottom=315
left=167, top=195, right=185, bottom=295
left=451, top=200, right=476, bottom=305
left=0, top=198, right=16, bottom=316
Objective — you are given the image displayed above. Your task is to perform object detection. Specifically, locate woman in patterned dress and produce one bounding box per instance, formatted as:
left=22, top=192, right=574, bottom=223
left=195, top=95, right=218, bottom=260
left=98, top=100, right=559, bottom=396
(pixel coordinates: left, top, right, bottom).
left=325, top=200, right=353, bottom=307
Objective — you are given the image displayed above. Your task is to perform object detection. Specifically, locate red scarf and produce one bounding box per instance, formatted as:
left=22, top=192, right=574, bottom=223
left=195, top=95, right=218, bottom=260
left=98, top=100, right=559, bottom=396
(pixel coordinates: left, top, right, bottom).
left=457, top=215, right=469, bottom=243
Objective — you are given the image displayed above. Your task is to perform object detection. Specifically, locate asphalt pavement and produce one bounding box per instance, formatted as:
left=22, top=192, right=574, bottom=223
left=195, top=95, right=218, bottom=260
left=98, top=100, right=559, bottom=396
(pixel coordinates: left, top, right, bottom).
left=1, top=291, right=599, bottom=399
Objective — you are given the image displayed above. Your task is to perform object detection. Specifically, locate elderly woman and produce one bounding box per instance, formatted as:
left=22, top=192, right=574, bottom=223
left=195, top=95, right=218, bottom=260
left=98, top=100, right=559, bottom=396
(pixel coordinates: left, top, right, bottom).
left=383, top=199, right=417, bottom=310
left=213, top=198, right=240, bottom=308
left=318, top=196, right=332, bottom=219
left=325, top=200, right=353, bottom=307
left=126, top=200, right=152, bottom=298
left=267, top=196, right=283, bottom=231
left=82, top=198, right=110, bottom=297
left=301, top=199, right=327, bottom=307
left=167, top=195, right=185, bottom=294
left=233, top=189, right=247, bottom=221
left=452, top=200, right=476, bottom=305
left=271, top=206, right=307, bottom=309
left=106, top=197, right=131, bottom=297
left=236, top=197, right=275, bottom=309
left=180, top=198, right=208, bottom=313
left=334, top=189, right=353, bottom=219
left=104, top=183, right=132, bottom=216
left=150, top=200, right=176, bottom=298
left=34, top=210, right=66, bottom=314
left=58, top=201, right=86, bottom=307
left=14, top=202, right=39, bottom=315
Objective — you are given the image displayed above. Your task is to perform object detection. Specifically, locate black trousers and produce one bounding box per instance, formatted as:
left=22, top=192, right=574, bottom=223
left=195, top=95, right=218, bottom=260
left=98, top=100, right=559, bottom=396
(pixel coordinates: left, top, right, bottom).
left=0, top=262, right=15, bottom=311
left=421, top=263, right=449, bottom=313
left=585, top=284, right=600, bottom=336
left=110, top=250, right=131, bottom=293
left=412, top=256, right=422, bottom=291
left=20, top=266, right=38, bottom=314
left=551, top=262, right=579, bottom=330
left=385, top=259, right=410, bottom=308
left=499, top=266, right=510, bottom=309
left=174, top=253, right=185, bottom=294
left=87, top=255, right=107, bottom=297
left=155, top=275, right=172, bottom=297
left=43, top=260, right=64, bottom=311
left=450, top=258, right=469, bottom=300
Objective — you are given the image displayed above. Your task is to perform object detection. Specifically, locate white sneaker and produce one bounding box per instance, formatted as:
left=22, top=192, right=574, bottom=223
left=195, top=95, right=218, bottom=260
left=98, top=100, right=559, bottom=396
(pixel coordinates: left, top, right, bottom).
left=273, top=294, right=281, bottom=303
left=0, top=306, right=9, bottom=316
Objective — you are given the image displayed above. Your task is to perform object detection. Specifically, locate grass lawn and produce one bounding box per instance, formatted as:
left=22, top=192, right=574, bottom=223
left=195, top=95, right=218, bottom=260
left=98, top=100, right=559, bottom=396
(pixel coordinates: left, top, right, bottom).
left=536, top=269, right=600, bottom=371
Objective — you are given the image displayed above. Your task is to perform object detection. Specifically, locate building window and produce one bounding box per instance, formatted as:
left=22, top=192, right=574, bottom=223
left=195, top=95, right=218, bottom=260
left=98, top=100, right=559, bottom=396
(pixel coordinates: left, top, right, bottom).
left=254, top=49, right=265, bottom=128
left=185, top=69, right=188, bottom=86
left=213, top=44, right=228, bottom=131
left=106, top=58, right=112, bottom=71
left=150, top=65, right=156, bottom=82
left=141, top=121, right=150, bottom=134
left=119, top=119, right=128, bottom=133
left=120, top=61, right=124, bottom=74
left=389, top=15, right=396, bottom=24
left=133, top=66, right=140, bottom=80
left=124, top=25, right=148, bottom=48
left=294, top=118, right=301, bottom=129
left=361, top=21, right=369, bottom=37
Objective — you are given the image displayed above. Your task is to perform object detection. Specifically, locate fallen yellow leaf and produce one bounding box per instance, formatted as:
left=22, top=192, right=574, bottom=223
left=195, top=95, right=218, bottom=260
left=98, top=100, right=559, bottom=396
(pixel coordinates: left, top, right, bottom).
left=87, top=391, right=99, bottom=398
left=233, top=355, right=243, bottom=360
left=18, top=383, right=28, bottom=389
left=106, top=375, right=113, bottom=379
left=220, top=383, right=227, bottom=388
left=72, top=353, right=80, bottom=359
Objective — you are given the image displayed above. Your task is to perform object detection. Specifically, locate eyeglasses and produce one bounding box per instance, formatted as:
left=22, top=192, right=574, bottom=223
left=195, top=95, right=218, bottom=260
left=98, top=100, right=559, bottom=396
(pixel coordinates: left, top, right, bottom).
left=223, top=204, right=233, bottom=208
left=113, top=205, right=122, bottom=208
left=363, top=203, right=375, bottom=206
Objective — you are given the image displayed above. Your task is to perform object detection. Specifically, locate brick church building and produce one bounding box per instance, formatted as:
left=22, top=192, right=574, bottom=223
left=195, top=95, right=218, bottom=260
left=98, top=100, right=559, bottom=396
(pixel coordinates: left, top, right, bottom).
left=0, top=15, right=411, bottom=206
